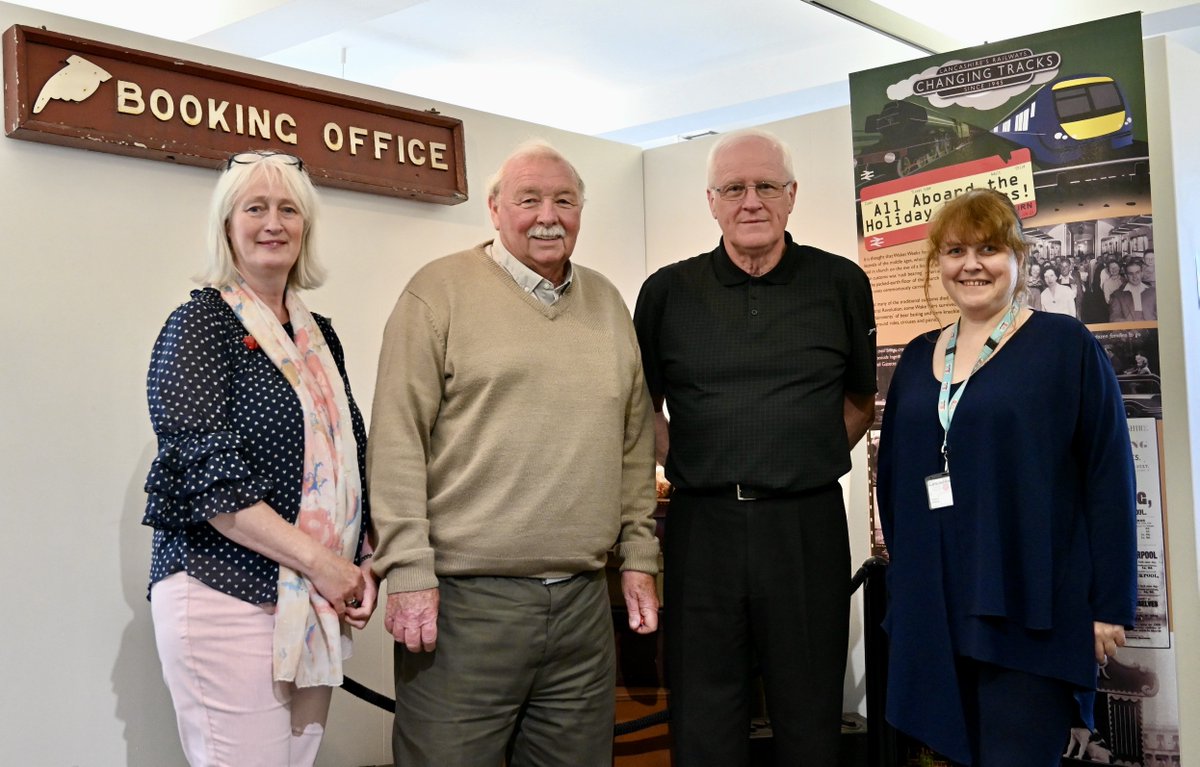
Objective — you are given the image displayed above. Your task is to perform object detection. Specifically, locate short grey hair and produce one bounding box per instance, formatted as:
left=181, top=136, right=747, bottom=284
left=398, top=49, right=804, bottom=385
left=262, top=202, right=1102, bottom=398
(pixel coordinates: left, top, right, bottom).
left=486, top=139, right=586, bottom=202
left=199, top=153, right=324, bottom=290
left=706, top=129, right=795, bottom=187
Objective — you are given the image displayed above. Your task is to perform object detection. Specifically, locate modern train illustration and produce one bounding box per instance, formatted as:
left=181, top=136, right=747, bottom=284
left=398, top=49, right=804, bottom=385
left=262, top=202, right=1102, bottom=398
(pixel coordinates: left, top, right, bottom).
left=991, top=74, right=1133, bottom=165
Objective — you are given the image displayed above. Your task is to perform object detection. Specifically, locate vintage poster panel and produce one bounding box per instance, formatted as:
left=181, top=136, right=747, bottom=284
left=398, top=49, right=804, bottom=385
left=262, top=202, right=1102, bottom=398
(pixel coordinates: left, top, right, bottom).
left=851, top=12, right=1150, bottom=347
left=1125, top=417, right=1168, bottom=648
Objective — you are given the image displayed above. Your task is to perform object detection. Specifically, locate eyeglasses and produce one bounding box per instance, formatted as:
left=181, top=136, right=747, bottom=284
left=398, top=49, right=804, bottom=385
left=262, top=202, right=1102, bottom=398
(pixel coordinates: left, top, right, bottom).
left=225, top=150, right=305, bottom=172
left=710, top=180, right=794, bottom=201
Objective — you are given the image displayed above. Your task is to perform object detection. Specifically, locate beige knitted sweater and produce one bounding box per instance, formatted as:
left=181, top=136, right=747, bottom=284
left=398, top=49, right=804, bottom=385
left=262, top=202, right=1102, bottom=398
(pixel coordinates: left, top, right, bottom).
left=368, top=243, right=659, bottom=593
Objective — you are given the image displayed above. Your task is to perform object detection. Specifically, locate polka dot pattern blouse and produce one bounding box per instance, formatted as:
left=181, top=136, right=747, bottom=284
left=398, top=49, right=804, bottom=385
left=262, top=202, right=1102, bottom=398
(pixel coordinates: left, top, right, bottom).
left=143, top=288, right=370, bottom=604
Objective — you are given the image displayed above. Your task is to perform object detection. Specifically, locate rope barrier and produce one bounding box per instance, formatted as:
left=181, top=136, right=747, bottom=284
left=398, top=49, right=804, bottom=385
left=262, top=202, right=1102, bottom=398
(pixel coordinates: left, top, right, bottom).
left=613, top=707, right=671, bottom=737
left=340, top=675, right=395, bottom=712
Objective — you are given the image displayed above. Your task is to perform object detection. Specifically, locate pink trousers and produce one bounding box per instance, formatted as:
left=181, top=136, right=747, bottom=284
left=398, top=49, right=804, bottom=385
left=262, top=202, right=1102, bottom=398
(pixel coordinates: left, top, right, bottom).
left=151, top=573, right=332, bottom=767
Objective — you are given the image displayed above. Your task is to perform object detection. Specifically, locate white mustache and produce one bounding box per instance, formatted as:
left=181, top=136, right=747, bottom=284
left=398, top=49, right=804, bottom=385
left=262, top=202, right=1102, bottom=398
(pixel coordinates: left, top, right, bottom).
left=528, top=224, right=566, bottom=239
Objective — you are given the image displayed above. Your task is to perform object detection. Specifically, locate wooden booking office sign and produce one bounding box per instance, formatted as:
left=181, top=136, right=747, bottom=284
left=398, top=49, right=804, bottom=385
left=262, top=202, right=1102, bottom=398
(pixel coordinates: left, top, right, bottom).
left=2, top=25, right=468, bottom=204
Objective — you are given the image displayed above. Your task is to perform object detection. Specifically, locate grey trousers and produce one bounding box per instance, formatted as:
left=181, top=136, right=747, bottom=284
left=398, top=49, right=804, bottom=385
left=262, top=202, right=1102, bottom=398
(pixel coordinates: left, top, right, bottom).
left=392, top=571, right=615, bottom=767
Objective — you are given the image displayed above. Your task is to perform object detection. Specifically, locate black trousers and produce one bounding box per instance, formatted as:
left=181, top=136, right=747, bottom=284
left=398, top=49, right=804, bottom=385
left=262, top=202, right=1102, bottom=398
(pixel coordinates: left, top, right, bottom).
left=664, top=484, right=851, bottom=767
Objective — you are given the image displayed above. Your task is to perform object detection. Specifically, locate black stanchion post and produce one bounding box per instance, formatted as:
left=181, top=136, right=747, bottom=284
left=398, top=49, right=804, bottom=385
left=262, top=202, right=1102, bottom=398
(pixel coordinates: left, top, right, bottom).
left=862, top=557, right=903, bottom=767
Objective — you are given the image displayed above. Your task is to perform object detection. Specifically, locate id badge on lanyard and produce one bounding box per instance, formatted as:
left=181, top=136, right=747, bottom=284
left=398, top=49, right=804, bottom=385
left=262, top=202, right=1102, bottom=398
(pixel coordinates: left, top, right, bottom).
left=925, top=472, right=954, bottom=509
left=928, top=301, right=1019, bottom=511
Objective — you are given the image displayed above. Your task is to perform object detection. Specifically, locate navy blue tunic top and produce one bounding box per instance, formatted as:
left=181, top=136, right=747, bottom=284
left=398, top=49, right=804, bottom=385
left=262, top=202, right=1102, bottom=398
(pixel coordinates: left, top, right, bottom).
left=876, top=311, right=1136, bottom=763
left=143, top=288, right=370, bottom=604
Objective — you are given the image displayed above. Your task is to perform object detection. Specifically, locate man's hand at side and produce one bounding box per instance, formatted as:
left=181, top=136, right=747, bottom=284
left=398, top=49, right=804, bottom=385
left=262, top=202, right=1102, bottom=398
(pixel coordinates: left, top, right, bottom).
left=622, top=571, right=660, bottom=635
left=385, top=588, right=440, bottom=652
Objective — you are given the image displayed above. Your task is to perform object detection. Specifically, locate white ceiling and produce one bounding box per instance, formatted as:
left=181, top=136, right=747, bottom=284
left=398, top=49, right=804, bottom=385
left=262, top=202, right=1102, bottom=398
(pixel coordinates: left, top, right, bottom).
left=16, top=0, right=1200, bottom=146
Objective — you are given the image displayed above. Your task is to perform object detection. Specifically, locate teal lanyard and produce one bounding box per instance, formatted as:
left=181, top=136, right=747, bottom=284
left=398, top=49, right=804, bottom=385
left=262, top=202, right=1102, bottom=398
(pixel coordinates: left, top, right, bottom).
left=937, top=302, right=1020, bottom=471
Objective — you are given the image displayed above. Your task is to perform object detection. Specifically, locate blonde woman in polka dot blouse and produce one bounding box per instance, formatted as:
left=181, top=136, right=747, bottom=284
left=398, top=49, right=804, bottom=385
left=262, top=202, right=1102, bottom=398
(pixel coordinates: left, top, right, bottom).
left=143, top=151, right=375, bottom=766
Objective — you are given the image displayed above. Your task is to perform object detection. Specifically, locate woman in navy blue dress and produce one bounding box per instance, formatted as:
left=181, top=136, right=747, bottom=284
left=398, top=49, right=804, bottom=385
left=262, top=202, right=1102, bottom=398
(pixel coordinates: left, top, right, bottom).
left=875, top=189, right=1136, bottom=766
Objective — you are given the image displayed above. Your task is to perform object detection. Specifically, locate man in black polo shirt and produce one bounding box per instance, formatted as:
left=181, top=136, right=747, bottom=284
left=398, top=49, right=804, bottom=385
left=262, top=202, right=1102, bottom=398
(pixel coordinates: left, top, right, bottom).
left=634, top=129, right=876, bottom=766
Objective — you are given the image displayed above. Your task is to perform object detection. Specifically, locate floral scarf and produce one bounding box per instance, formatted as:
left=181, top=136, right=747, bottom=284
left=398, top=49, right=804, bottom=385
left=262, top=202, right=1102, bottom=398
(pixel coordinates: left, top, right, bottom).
left=220, top=277, right=363, bottom=687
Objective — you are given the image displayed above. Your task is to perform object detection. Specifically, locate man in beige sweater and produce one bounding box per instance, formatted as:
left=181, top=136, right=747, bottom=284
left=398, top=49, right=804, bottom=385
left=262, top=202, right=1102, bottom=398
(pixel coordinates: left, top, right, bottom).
left=368, top=140, right=660, bottom=767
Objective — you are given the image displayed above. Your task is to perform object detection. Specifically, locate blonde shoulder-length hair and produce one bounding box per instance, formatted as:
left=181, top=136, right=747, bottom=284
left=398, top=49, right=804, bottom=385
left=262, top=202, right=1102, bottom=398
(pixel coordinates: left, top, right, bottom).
left=198, top=152, right=325, bottom=290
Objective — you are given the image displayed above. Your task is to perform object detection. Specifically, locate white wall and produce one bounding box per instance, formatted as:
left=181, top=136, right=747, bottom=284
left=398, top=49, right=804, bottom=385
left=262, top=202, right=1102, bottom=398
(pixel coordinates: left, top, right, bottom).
left=1146, top=35, right=1200, bottom=759
left=0, top=4, right=644, bottom=765
left=643, top=106, right=873, bottom=714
